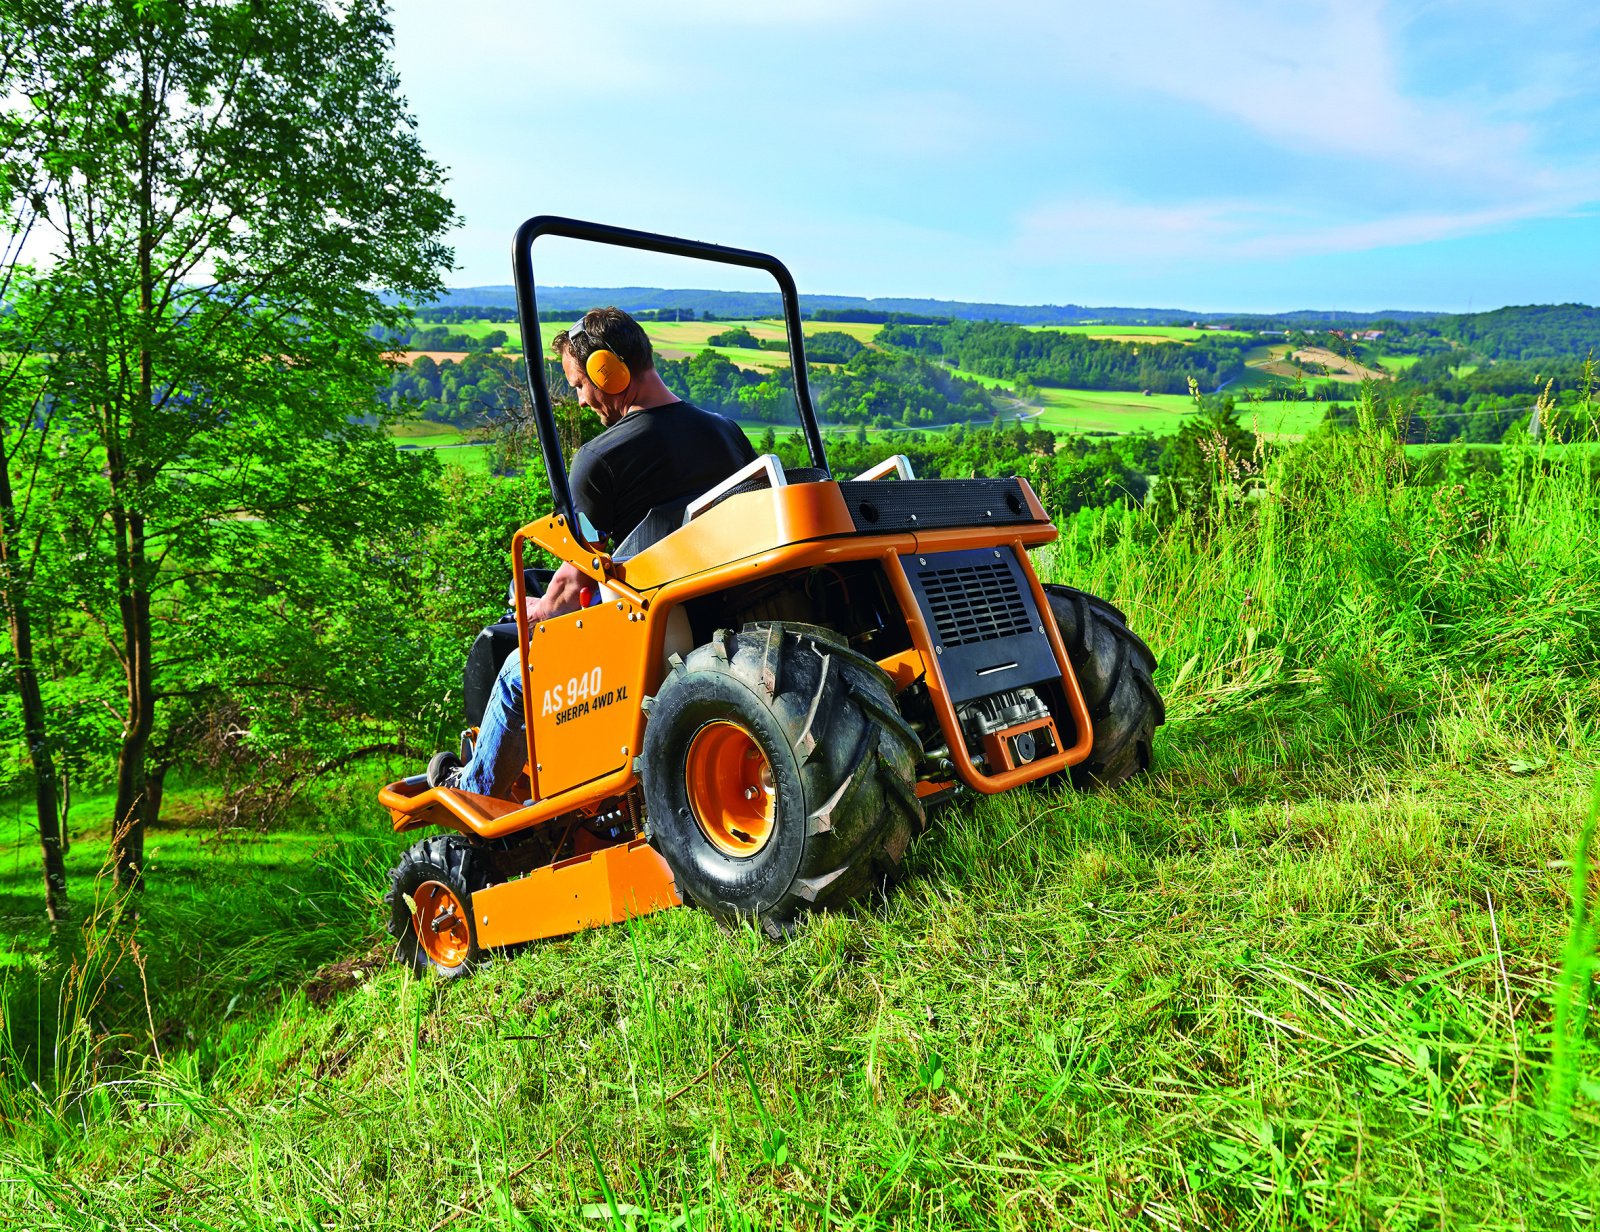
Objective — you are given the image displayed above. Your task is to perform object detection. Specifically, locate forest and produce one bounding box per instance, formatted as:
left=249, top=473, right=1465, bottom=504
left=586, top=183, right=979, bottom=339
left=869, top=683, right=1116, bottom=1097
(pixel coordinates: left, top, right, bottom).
left=880, top=319, right=1253, bottom=393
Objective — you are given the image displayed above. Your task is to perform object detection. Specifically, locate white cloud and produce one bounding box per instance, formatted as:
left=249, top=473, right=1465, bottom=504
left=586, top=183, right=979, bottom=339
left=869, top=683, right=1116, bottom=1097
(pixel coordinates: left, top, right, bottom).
left=1013, top=0, right=1540, bottom=187
left=1015, top=187, right=1600, bottom=265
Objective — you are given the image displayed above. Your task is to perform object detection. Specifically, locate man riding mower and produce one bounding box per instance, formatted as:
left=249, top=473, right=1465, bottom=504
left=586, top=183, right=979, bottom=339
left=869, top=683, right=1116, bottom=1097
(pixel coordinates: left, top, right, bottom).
left=378, top=217, right=1164, bottom=976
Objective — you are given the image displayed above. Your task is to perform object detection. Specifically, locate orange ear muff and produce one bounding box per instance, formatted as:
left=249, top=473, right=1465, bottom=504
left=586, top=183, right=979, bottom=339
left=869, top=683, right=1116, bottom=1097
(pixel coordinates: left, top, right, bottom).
left=586, top=348, right=631, bottom=395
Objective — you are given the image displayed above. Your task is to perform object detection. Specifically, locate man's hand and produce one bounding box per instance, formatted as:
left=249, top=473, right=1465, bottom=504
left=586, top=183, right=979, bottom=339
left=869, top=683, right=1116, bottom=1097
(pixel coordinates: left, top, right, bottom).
left=524, top=561, right=590, bottom=623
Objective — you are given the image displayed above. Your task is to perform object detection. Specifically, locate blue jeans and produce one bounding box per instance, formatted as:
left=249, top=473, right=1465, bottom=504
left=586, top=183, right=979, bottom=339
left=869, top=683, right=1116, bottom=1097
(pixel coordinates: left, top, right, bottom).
left=459, top=647, right=529, bottom=798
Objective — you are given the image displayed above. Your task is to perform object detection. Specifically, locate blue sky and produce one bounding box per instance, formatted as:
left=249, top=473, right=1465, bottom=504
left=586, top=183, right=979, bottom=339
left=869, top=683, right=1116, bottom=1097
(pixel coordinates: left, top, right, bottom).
left=389, top=0, right=1600, bottom=312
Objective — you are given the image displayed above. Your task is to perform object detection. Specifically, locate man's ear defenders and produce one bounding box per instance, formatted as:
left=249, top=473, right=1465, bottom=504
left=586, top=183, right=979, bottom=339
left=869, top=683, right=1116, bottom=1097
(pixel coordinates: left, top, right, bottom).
left=570, top=323, right=631, bottom=395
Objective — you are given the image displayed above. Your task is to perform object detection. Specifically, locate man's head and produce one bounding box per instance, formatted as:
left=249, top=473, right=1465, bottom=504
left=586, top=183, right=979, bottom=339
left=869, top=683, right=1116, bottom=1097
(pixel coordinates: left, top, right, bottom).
left=554, top=307, right=654, bottom=425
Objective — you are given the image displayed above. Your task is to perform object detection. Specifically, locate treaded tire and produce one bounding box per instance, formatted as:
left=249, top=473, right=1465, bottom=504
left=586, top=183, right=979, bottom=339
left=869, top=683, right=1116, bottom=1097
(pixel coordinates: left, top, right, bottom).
left=1043, top=585, right=1165, bottom=790
left=385, top=834, right=487, bottom=978
left=641, top=623, right=925, bottom=938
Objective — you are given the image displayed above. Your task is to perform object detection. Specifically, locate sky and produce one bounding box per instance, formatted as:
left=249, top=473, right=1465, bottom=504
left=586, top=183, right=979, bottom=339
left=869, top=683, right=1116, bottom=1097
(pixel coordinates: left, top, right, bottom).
left=388, top=0, right=1600, bottom=313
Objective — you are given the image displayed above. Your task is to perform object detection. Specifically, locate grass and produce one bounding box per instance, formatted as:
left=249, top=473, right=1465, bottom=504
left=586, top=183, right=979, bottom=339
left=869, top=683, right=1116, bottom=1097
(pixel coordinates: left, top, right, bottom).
left=1028, top=324, right=1255, bottom=341
left=387, top=420, right=496, bottom=474
left=8, top=413, right=1597, bottom=1228
left=1028, top=386, right=1333, bottom=439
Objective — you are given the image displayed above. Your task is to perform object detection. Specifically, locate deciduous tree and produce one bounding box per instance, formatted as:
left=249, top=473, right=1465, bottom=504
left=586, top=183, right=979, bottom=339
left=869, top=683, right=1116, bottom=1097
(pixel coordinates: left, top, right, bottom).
left=8, top=0, right=456, bottom=889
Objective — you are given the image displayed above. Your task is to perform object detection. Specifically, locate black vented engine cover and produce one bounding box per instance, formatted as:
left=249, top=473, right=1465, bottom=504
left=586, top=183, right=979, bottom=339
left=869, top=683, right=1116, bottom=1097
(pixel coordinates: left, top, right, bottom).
left=901, top=548, right=1060, bottom=704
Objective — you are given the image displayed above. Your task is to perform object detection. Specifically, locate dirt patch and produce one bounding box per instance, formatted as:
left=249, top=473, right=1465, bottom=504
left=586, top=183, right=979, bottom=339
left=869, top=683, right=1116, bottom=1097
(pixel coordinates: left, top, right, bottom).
left=390, top=350, right=470, bottom=366
left=1249, top=345, right=1391, bottom=384
left=305, top=943, right=389, bottom=1006
left=1290, top=347, right=1389, bottom=382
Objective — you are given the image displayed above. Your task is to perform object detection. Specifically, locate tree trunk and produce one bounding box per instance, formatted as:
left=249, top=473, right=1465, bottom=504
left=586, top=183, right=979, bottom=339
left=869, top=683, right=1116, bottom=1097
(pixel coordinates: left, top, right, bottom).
left=10, top=599, right=68, bottom=917
left=113, top=36, right=158, bottom=894
left=0, top=425, right=68, bottom=919
left=111, top=527, right=155, bottom=893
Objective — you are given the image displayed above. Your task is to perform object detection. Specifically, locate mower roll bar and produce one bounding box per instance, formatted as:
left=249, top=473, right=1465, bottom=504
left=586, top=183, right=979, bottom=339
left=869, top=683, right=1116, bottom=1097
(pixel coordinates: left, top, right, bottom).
left=512, top=216, right=830, bottom=551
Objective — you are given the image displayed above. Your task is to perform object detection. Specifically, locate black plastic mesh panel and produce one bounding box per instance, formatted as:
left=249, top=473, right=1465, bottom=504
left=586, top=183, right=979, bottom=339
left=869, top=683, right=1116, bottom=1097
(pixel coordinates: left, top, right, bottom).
left=920, top=562, right=1033, bottom=646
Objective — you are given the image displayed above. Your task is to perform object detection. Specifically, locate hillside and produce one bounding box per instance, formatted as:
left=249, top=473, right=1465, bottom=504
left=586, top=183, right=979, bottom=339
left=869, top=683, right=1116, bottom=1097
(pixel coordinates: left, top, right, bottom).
left=429, top=284, right=1447, bottom=328
left=4, top=413, right=1598, bottom=1228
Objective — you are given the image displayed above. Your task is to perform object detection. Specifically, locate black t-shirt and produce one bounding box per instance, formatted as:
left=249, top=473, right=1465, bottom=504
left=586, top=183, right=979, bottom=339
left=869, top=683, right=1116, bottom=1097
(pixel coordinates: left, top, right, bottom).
left=568, top=400, right=757, bottom=544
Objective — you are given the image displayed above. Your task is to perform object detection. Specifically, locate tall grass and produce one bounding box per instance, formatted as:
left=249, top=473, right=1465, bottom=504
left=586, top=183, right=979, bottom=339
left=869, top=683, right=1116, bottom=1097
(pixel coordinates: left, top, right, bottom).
left=2, top=408, right=1597, bottom=1229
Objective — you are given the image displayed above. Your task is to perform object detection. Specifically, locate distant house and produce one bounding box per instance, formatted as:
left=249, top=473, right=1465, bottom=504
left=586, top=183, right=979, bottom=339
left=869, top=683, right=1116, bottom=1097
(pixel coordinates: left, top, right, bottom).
left=1257, top=330, right=1288, bottom=337
left=1359, top=330, right=1385, bottom=341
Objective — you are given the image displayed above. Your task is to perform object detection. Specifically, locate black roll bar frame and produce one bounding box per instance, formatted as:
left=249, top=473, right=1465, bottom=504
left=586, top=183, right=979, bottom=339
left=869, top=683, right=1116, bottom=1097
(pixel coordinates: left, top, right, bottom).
left=511, top=216, right=830, bottom=549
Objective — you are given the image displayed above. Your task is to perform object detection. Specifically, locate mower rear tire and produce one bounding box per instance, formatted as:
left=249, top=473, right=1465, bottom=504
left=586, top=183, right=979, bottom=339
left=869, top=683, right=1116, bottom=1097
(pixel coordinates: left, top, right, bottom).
left=1043, top=585, right=1165, bottom=790
left=385, top=834, right=486, bottom=979
left=641, top=623, right=925, bottom=938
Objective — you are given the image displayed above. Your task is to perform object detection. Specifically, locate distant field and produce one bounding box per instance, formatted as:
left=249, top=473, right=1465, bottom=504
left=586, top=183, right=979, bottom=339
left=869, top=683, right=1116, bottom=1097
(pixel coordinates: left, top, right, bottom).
left=940, top=361, right=1016, bottom=391
left=1231, top=399, right=1334, bottom=438
left=387, top=419, right=466, bottom=443
left=388, top=421, right=494, bottom=473
left=1028, top=387, right=1328, bottom=439
left=1030, top=387, right=1197, bottom=434
left=1029, top=324, right=1254, bottom=341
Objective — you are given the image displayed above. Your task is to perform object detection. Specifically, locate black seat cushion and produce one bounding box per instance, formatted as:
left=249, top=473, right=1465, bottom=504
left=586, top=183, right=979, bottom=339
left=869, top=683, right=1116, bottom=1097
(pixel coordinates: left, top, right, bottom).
left=463, top=619, right=519, bottom=726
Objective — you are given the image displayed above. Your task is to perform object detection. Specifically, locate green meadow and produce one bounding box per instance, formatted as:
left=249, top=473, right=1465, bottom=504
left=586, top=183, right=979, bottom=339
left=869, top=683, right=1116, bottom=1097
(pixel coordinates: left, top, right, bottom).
left=1029, top=324, right=1254, bottom=341
left=5, top=410, right=1598, bottom=1229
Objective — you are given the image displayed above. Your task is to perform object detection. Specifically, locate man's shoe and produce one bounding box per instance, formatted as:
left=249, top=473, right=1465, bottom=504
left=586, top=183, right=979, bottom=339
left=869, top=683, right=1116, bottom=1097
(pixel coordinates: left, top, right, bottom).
left=427, top=750, right=463, bottom=789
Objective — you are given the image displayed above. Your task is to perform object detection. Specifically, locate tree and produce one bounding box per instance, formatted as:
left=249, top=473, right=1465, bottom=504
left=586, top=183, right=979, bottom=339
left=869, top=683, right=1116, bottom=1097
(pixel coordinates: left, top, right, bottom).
left=1156, top=398, right=1263, bottom=521
left=9, top=0, right=456, bottom=889
left=0, top=8, right=73, bottom=919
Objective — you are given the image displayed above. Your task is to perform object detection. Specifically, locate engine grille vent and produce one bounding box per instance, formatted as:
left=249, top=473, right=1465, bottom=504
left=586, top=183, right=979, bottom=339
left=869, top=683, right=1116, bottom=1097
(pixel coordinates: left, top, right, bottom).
left=921, top=562, right=1033, bottom=647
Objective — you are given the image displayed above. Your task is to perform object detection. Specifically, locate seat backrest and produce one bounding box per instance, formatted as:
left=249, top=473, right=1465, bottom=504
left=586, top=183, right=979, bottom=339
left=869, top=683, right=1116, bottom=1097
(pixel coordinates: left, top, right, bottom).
left=612, top=465, right=830, bottom=562
left=611, top=496, right=695, bottom=562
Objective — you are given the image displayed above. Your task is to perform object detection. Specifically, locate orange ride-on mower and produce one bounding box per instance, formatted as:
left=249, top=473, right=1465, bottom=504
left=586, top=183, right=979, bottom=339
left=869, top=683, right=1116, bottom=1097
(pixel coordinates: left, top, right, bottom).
left=378, top=217, right=1164, bottom=976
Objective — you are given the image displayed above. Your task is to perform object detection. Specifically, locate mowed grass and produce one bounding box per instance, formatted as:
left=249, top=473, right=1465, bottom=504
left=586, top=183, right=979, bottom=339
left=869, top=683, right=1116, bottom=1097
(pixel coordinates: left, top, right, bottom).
left=3, top=415, right=1598, bottom=1228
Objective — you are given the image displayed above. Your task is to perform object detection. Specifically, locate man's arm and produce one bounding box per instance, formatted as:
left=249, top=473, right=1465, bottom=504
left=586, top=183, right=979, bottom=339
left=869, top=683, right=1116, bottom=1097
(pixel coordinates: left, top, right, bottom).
left=525, top=561, right=590, bottom=623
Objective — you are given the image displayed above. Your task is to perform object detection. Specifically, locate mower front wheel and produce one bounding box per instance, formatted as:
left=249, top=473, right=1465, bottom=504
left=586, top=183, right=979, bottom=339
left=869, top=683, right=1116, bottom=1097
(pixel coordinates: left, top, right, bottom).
left=1044, top=584, right=1165, bottom=789
left=641, top=624, right=924, bottom=938
left=385, top=834, right=486, bottom=979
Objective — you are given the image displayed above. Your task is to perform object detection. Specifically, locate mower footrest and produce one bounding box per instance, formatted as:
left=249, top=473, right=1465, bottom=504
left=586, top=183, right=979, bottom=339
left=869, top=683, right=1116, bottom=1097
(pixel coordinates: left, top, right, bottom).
left=379, top=776, right=529, bottom=833
left=473, top=839, right=681, bottom=949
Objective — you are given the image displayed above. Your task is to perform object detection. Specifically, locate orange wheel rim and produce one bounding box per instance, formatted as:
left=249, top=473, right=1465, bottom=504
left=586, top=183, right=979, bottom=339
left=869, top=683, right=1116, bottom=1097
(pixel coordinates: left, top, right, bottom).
left=684, top=720, right=776, bottom=858
left=411, top=880, right=471, bottom=968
